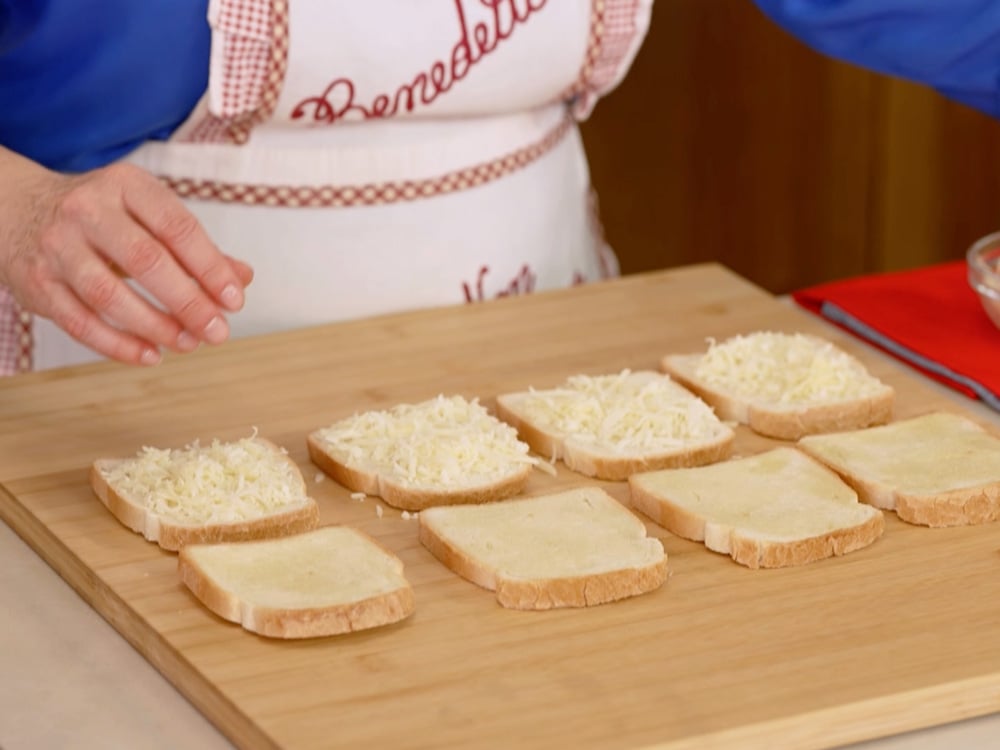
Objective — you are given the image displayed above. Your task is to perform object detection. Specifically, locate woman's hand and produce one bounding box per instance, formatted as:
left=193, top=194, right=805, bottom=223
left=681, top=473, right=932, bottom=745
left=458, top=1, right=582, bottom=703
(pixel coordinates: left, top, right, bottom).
left=0, top=147, right=253, bottom=366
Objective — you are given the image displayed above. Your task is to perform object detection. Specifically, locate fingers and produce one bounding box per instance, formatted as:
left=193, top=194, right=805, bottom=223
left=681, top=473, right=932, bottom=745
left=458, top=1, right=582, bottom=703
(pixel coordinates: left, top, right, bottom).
left=53, top=163, right=255, bottom=350
left=42, top=280, right=164, bottom=367
left=55, top=235, right=202, bottom=355
left=118, top=165, right=248, bottom=313
left=37, top=223, right=200, bottom=358
left=227, top=255, right=255, bottom=287
left=12, top=162, right=256, bottom=367
left=75, top=203, right=232, bottom=346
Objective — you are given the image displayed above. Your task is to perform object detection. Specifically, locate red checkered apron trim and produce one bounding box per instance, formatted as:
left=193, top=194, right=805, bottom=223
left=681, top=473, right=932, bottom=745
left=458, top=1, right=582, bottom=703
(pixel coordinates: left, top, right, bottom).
left=182, top=0, right=290, bottom=144
left=163, top=114, right=574, bottom=207
left=563, top=0, right=645, bottom=117
left=0, top=287, right=33, bottom=375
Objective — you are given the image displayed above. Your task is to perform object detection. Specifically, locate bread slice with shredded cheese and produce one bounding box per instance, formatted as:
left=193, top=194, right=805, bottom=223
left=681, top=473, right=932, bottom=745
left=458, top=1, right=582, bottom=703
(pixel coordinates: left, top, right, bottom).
left=629, top=447, right=884, bottom=568
left=798, top=412, right=1000, bottom=527
left=494, top=370, right=734, bottom=480
left=661, top=331, right=894, bottom=440
left=178, top=525, right=415, bottom=639
left=418, top=487, right=667, bottom=610
left=307, top=395, right=541, bottom=511
left=91, top=435, right=319, bottom=551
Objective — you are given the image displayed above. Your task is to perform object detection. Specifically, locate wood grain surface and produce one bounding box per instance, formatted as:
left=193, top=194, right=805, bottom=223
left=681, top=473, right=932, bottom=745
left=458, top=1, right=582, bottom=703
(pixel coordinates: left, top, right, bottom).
left=1, top=265, right=999, bottom=750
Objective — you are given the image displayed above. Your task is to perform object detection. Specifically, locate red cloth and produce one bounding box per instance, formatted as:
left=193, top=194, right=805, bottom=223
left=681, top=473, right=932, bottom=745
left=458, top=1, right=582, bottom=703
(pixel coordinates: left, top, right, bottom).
left=792, top=261, right=1000, bottom=405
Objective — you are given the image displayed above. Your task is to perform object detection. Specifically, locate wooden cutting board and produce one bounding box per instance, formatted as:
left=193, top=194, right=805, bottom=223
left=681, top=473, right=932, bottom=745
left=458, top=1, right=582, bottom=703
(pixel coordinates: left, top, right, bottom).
left=2, top=264, right=999, bottom=750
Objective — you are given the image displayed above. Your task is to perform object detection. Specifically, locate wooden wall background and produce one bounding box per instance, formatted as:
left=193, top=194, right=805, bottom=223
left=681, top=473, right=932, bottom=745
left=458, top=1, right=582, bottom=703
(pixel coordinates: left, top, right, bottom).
left=580, top=0, right=1000, bottom=294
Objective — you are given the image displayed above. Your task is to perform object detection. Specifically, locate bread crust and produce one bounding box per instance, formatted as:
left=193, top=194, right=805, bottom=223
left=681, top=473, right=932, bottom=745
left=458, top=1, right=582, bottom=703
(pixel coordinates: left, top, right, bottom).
left=177, top=528, right=416, bottom=638
left=798, top=413, right=1000, bottom=527
left=659, top=354, right=750, bottom=424
left=306, top=434, right=382, bottom=495
left=798, top=442, right=1000, bottom=527
left=794, top=443, right=899, bottom=511
left=562, top=436, right=734, bottom=482
left=661, top=352, right=895, bottom=441
left=894, top=485, right=1000, bottom=527
left=725, top=513, right=885, bottom=569
left=417, top=518, right=498, bottom=591
left=90, top=438, right=320, bottom=552
left=307, top=430, right=532, bottom=511
left=495, top=387, right=734, bottom=481
left=746, top=391, right=894, bottom=441
left=492, top=398, right=562, bottom=465
left=418, top=491, right=668, bottom=610
left=628, top=454, right=886, bottom=569
left=629, top=480, right=708, bottom=541
left=494, top=563, right=668, bottom=609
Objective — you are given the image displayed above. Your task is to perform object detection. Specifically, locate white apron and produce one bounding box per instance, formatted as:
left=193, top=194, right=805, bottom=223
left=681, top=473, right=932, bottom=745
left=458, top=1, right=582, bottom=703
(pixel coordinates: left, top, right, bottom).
left=28, top=0, right=653, bottom=371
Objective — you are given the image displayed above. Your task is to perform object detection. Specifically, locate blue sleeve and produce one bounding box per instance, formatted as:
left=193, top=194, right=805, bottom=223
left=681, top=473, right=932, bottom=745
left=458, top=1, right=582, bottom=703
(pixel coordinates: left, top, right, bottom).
left=0, top=0, right=210, bottom=172
left=753, top=0, right=1000, bottom=118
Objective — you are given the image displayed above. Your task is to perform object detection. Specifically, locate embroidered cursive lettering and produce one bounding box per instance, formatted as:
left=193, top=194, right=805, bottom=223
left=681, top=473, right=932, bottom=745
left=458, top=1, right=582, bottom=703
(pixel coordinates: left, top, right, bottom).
left=461, top=264, right=591, bottom=303
left=292, top=0, right=549, bottom=125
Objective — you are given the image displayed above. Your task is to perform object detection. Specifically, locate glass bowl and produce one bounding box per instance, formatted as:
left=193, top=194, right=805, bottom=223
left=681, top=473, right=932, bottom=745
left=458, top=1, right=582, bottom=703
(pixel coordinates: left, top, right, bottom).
left=967, top=230, right=1000, bottom=330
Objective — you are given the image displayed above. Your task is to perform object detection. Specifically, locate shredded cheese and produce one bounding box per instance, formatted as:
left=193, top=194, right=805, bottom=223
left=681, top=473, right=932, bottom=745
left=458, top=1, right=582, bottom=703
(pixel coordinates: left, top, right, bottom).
left=694, top=332, right=885, bottom=404
left=101, top=436, right=305, bottom=524
left=316, top=395, right=538, bottom=489
left=518, top=370, right=726, bottom=454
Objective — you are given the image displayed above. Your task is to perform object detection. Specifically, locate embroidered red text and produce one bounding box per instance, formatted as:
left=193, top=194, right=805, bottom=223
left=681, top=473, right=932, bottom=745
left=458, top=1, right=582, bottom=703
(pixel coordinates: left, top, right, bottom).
left=291, top=0, right=548, bottom=125
left=462, top=264, right=588, bottom=302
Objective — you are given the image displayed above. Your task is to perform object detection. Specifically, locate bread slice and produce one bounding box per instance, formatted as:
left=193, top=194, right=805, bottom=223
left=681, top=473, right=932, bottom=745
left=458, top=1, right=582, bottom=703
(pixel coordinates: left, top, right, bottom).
left=798, top=412, right=1000, bottom=527
left=418, top=487, right=667, bottom=610
left=661, top=332, right=894, bottom=440
left=494, top=370, right=734, bottom=481
left=91, top=435, right=319, bottom=551
left=308, top=395, right=540, bottom=511
left=629, top=447, right=884, bottom=568
left=178, top=526, right=415, bottom=638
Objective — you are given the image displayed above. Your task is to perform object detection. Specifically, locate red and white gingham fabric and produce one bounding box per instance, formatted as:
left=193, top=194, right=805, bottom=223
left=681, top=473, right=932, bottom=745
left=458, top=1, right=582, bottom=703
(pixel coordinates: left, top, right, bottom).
left=208, top=0, right=272, bottom=118
left=570, top=0, right=650, bottom=119
left=182, top=0, right=288, bottom=144
left=0, top=287, right=32, bottom=376
left=33, top=0, right=654, bottom=372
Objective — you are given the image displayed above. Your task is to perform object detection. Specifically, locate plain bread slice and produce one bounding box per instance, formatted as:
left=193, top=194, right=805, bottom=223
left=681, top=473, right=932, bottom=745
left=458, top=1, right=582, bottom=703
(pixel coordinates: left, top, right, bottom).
left=629, top=447, right=884, bottom=568
left=418, top=487, right=667, bottom=610
left=798, top=411, right=1000, bottom=527
left=178, top=525, right=415, bottom=638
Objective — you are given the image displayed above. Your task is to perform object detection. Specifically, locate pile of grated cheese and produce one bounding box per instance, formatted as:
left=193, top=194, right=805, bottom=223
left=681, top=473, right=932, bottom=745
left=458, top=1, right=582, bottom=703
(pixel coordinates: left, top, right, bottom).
left=694, top=332, right=886, bottom=404
left=315, top=395, right=540, bottom=488
left=518, top=370, right=726, bottom=454
left=101, top=436, right=305, bottom=524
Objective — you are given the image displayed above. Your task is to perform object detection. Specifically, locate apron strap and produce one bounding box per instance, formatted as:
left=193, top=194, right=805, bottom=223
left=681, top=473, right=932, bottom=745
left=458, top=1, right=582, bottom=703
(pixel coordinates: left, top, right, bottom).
left=178, top=0, right=290, bottom=144
left=0, top=287, right=33, bottom=375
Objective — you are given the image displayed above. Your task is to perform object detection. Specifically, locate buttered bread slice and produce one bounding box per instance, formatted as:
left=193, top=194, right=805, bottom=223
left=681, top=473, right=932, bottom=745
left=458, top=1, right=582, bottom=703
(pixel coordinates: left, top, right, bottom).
left=662, top=332, right=894, bottom=440
left=495, top=370, right=734, bottom=480
left=308, top=395, right=541, bottom=511
left=91, top=435, right=320, bottom=552
left=629, top=447, right=884, bottom=568
left=178, top=525, right=415, bottom=639
left=799, top=412, right=1000, bottom=527
left=419, top=487, right=667, bottom=610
